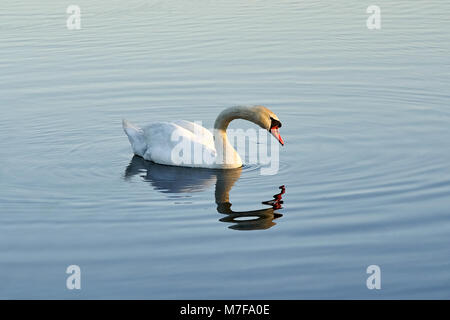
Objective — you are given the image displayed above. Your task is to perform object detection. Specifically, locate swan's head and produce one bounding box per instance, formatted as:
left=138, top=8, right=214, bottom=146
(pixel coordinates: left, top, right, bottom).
left=250, top=106, right=284, bottom=146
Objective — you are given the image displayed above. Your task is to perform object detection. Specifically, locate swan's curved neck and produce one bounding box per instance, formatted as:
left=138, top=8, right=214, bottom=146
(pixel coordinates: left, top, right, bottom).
left=213, top=106, right=257, bottom=167
left=214, top=106, right=257, bottom=131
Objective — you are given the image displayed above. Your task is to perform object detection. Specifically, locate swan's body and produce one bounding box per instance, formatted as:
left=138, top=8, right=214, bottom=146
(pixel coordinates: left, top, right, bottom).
left=123, top=105, right=284, bottom=169
left=123, top=119, right=219, bottom=167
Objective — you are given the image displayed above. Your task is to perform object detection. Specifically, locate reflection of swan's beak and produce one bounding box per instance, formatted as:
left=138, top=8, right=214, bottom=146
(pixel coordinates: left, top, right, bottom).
left=217, top=185, right=286, bottom=231
left=270, top=127, right=284, bottom=145
left=262, top=185, right=285, bottom=210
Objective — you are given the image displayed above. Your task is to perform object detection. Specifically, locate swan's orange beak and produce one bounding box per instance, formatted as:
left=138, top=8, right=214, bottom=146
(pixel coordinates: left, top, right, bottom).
left=270, top=127, right=284, bottom=146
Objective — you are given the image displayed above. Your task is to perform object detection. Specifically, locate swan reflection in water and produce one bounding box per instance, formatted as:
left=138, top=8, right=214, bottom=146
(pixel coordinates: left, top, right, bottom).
left=124, top=155, right=285, bottom=231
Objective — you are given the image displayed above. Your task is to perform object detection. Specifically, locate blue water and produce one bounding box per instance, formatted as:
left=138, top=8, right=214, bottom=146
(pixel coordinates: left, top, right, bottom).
left=1, top=0, right=449, bottom=299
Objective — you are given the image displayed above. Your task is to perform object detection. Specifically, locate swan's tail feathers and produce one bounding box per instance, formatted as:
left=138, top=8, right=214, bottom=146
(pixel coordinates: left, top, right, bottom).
left=122, top=119, right=147, bottom=157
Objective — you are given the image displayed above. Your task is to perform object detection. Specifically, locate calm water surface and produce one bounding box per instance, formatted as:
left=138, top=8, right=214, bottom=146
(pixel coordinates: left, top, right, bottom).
left=1, top=1, right=449, bottom=298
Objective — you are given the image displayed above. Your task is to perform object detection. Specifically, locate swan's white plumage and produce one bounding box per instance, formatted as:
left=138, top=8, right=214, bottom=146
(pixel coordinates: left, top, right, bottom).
left=122, top=119, right=147, bottom=157
left=172, top=120, right=215, bottom=150
left=123, top=119, right=218, bottom=168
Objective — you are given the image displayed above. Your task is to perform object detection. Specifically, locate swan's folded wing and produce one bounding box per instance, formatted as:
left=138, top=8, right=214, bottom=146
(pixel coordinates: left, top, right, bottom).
left=172, top=120, right=215, bottom=150
left=142, top=122, right=216, bottom=167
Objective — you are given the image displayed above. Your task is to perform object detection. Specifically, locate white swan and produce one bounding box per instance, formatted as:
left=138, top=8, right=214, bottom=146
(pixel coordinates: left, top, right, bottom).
left=123, top=105, right=284, bottom=169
